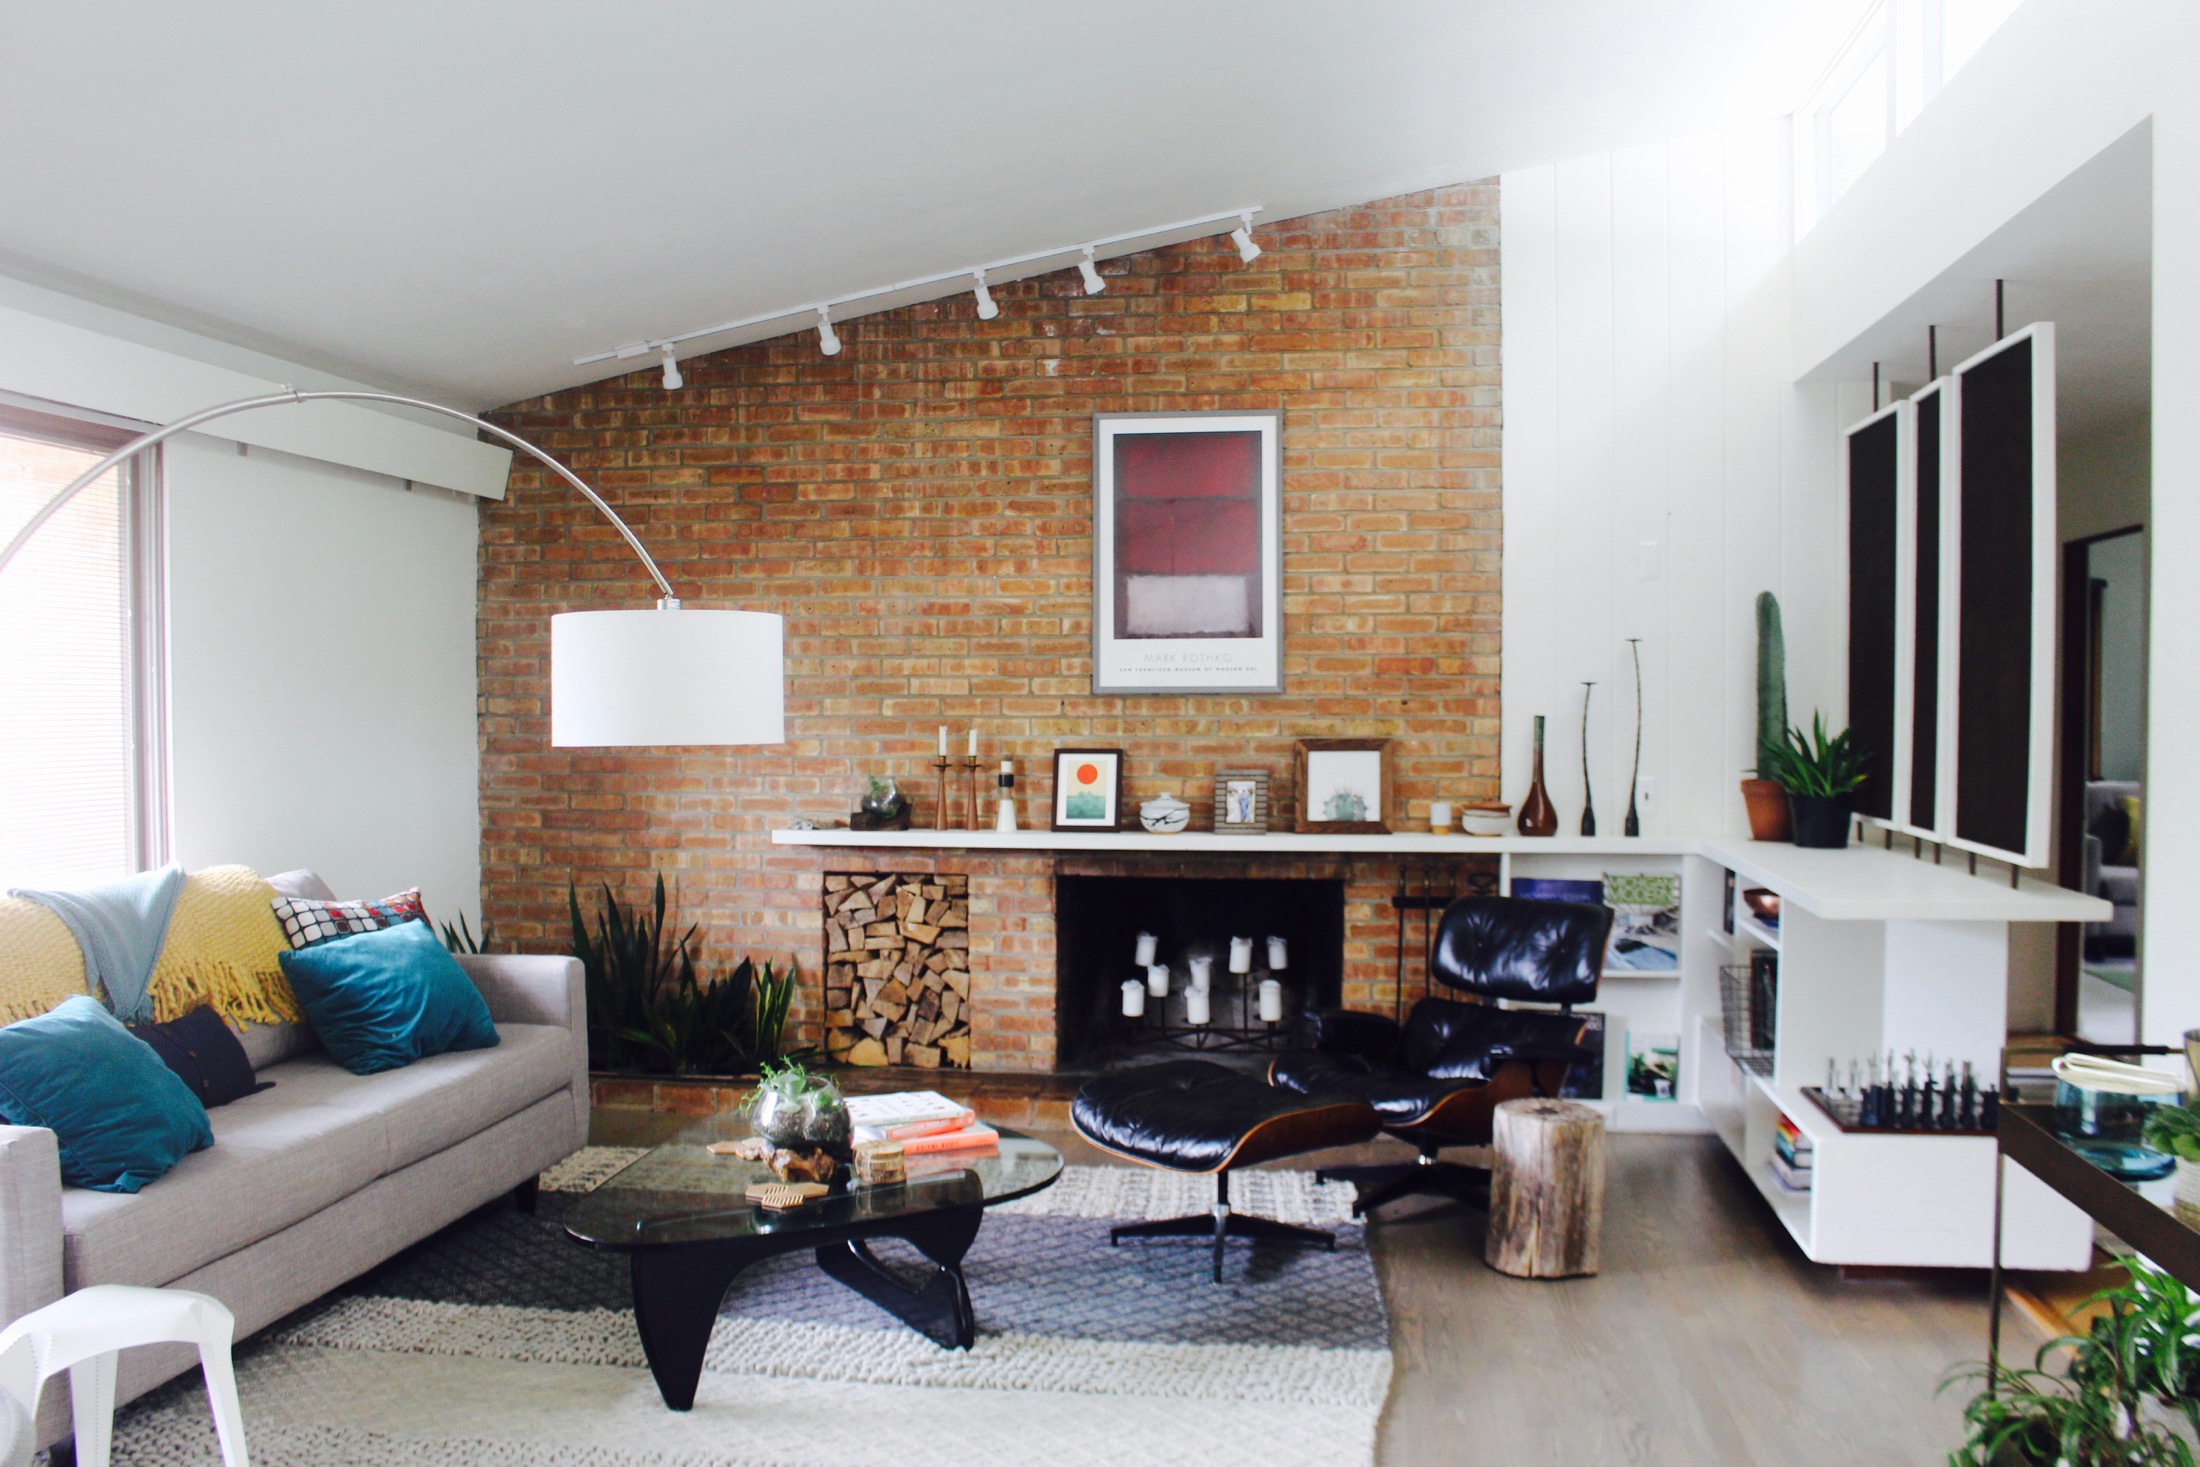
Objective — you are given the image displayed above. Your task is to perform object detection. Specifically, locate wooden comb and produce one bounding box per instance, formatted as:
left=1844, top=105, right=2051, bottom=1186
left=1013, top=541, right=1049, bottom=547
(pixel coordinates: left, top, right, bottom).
left=744, top=1181, right=828, bottom=1211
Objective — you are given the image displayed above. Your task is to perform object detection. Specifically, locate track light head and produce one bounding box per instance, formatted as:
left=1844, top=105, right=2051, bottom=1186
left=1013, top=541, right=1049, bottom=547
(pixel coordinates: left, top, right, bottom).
left=1078, top=247, right=1106, bottom=295
left=971, top=272, right=999, bottom=320
left=659, top=345, right=683, bottom=391
left=1231, top=213, right=1261, bottom=264
left=816, top=305, right=841, bottom=357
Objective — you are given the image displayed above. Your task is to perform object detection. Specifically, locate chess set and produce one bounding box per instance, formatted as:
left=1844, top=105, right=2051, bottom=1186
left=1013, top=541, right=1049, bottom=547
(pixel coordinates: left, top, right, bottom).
left=1801, top=1051, right=2000, bottom=1136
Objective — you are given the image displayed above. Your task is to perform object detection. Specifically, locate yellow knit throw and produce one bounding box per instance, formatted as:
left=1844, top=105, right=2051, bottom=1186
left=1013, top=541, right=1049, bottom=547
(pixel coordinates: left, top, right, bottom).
left=0, top=896, right=92, bottom=1024
left=144, top=865, right=300, bottom=1025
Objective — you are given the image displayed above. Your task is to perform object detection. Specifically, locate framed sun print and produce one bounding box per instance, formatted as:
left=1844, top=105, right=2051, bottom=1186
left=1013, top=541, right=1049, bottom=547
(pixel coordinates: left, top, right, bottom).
left=1052, top=748, right=1125, bottom=830
left=1295, top=739, right=1391, bottom=834
left=1092, top=410, right=1283, bottom=694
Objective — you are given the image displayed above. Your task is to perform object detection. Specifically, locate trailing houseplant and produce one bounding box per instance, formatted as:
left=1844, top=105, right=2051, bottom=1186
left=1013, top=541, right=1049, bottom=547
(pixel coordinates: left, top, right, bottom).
left=1741, top=591, right=1793, bottom=841
left=2143, top=1102, right=2200, bottom=1219
left=1759, top=713, right=1868, bottom=848
left=1943, top=1256, right=2200, bottom=1465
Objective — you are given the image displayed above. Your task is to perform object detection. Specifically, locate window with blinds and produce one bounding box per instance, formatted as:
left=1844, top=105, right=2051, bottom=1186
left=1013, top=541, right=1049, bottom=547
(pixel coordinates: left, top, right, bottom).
left=0, top=404, right=165, bottom=887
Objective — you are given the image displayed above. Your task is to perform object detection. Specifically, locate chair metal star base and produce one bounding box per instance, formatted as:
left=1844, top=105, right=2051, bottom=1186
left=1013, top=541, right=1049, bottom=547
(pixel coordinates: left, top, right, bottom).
left=1317, top=1150, right=1490, bottom=1216
left=1108, top=1170, right=1337, bottom=1282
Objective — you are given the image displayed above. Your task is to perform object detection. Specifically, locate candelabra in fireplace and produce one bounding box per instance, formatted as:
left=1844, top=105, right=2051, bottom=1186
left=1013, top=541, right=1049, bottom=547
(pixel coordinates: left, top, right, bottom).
left=1115, top=932, right=1297, bottom=1053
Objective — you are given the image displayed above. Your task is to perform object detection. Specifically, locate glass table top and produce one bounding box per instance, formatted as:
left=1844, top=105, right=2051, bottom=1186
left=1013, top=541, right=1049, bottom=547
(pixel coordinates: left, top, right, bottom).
left=562, top=1112, right=1064, bottom=1250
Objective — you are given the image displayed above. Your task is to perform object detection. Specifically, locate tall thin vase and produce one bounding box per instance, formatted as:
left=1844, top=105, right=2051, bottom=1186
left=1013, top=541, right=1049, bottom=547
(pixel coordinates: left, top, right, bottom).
left=1624, top=638, right=1644, bottom=837
left=1519, top=715, right=1558, bottom=837
left=1579, top=682, right=1597, bottom=836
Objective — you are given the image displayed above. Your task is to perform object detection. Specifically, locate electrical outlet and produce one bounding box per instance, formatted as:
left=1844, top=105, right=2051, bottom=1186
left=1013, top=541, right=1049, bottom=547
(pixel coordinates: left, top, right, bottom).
left=1639, top=776, right=1655, bottom=807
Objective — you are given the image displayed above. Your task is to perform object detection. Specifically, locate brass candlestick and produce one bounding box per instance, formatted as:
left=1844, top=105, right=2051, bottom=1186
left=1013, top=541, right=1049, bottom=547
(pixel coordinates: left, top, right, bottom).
left=932, top=755, right=953, bottom=830
left=962, top=755, right=983, bottom=830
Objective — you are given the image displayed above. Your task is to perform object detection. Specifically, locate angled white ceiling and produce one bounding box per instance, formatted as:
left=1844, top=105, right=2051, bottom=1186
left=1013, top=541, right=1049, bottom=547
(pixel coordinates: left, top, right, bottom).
left=0, top=1, right=1804, bottom=408
left=1801, top=122, right=2151, bottom=443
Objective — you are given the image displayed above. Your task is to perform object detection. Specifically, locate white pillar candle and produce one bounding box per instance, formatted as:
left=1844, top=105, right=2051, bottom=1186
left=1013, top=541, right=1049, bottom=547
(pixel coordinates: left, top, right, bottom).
left=1185, top=988, right=1211, bottom=1025
left=1146, top=963, right=1171, bottom=998
left=937, top=724, right=949, bottom=757
left=1258, top=978, right=1285, bottom=1023
left=1429, top=800, right=1453, bottom=833
left=1228, top=936, right=1254, bottom=974
left=1267, top=936, right=1288, bottom=970
left=968, top=726, right=978, bottom=757
left=1120, top=980, right=1146, bottom=1018
left=1134, top=931, right=1158, bottom=967
left=1188, top=955, right=1213, bottom=991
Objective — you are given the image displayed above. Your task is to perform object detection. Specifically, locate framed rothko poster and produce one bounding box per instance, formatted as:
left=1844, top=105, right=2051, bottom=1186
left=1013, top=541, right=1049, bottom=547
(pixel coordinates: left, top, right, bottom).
left=1092, top=410, right=1283, bottom=694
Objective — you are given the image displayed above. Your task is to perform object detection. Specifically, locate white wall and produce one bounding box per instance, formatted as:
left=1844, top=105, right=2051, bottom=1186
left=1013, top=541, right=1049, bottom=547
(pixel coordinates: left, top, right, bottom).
left=1501, top=125, right=1856, bottom=840
left=1775, top=0, right=2200, bottom=1043
left=164, top=435, right=481, bottom=928
left=2060, top=411, right=2150, bottom=544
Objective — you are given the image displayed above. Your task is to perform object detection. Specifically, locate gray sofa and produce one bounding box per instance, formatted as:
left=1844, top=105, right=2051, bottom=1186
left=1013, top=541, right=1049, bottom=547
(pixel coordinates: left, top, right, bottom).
left=0, top=872, right=588, bottom=1453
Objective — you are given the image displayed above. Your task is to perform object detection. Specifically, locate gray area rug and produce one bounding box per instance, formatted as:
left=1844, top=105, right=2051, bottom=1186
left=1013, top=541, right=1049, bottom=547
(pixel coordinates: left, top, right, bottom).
left=106, top=1151, right=1392, bottom=1466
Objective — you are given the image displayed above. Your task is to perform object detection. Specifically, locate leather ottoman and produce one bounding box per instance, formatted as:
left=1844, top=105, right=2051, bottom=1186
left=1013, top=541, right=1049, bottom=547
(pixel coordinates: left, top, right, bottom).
left=1070, top=1060, right=1379, bottom=1281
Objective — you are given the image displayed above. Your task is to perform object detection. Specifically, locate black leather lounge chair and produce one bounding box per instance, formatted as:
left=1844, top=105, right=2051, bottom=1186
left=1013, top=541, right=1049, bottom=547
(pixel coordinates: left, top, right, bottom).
left=1269, top=895, right=1611, bottom=1216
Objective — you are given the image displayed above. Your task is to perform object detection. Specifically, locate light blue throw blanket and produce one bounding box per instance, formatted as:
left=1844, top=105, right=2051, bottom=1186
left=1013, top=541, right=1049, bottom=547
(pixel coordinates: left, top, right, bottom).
left=9, top=863, right=186, bottom=1023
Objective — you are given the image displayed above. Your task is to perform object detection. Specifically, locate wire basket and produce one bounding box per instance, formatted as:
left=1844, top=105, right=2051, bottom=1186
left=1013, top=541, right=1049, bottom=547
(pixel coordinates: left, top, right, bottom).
left=1719, top=961, right=1776, bottom=1077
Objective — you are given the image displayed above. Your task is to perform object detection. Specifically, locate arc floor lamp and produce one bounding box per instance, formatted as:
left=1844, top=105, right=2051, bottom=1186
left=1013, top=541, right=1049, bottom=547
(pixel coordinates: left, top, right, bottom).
left=0, top=388, right=784, bottom=748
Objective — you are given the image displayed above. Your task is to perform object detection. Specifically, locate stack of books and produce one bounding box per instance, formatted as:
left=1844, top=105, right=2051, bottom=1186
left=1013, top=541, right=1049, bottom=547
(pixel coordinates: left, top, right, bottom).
left=844, top=1090, right=999, bottom=1156
left=1768, top=1112, right=1814, bottom=1192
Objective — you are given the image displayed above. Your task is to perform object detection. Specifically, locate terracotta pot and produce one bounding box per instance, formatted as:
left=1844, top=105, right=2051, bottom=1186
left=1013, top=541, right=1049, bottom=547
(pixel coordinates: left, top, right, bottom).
left=1739, top=778, right=1791, bottom=841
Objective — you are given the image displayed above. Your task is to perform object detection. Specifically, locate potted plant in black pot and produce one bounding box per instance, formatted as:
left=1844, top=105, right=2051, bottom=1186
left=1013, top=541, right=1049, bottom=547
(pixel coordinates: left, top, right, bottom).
left=1761, top=714, right=1867, bottom=849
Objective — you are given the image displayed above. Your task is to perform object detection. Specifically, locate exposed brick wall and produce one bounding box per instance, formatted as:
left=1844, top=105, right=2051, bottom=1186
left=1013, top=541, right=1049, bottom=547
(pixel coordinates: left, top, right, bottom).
left=478, top=182, right=1501, bottom=1069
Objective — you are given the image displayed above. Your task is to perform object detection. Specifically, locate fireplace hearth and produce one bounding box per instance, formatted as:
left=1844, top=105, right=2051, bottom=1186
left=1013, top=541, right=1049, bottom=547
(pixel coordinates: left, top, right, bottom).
left=1055, top=875, right=1345, bottom=1071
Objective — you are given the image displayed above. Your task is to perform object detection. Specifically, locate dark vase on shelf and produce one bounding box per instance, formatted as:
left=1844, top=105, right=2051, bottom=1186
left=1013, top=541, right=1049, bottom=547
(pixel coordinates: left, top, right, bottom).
left=1788, top=794, right=1854, bottom=849
left=1518, top=715, right=1558, bottom=837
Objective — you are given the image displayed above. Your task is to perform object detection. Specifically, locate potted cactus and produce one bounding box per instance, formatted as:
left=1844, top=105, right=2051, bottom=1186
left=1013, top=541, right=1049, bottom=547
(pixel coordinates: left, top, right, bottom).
left=1740, top=592, right=1793, bottom=841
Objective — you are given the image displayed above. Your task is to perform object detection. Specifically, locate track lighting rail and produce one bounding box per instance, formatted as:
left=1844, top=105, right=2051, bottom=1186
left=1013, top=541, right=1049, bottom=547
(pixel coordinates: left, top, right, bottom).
left=576, top=204, right=1263, bottom=371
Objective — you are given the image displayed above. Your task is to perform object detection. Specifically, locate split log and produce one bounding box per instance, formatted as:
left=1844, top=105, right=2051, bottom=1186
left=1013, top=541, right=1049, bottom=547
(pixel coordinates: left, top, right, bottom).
left=1484, top=1098, right=1605, bottom=1279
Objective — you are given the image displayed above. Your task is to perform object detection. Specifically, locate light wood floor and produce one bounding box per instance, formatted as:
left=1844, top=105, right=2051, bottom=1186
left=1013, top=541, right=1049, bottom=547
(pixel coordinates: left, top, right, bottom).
left=592, top=1111, right=2006, bottom=1466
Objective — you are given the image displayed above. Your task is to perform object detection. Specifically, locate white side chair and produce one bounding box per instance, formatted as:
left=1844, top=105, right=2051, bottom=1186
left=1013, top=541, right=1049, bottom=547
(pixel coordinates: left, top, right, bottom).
left=0, top=1285, right=247, bottom=1467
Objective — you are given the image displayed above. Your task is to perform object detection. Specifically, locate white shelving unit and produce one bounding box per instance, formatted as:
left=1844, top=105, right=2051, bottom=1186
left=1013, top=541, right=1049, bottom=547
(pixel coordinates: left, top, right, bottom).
left=776, top=825, right=2111, bottom=1267
left=1682, top=849, right=2103, bottom=1268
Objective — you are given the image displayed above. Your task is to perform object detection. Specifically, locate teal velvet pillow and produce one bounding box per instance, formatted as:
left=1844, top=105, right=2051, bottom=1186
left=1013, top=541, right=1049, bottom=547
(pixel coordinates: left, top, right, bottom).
left=277, top=919, right=499, bottom=1075
left=0, top=995, right=214, bottom=1192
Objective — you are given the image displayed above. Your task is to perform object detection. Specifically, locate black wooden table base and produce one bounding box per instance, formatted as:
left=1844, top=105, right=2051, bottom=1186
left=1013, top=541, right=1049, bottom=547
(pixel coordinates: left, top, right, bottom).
left=628, top=1202, right=985, bottom=1410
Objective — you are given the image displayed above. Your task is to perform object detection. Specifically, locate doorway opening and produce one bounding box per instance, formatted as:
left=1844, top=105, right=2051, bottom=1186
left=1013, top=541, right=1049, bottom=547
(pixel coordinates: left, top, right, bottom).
left=2057, top=525, right=2146, bottom=1042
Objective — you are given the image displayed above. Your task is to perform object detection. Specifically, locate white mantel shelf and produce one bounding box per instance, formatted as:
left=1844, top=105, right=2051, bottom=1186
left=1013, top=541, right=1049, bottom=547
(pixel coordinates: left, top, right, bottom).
left=770, top=828, right=2109, bottom=925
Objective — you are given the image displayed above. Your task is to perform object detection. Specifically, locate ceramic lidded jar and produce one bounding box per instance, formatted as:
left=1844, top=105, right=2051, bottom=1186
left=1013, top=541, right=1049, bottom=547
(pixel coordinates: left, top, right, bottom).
left=1139, top=792, right=1192, bottom=834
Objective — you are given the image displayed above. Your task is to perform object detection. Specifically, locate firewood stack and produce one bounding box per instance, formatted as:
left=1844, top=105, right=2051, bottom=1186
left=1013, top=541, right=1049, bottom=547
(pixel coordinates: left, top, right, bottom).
left=822, top=873, right=971, bottom=1068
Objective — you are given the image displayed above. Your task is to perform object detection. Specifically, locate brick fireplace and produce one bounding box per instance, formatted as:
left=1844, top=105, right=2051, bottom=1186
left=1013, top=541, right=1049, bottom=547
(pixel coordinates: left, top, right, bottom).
left=474, top=179, right=1503, bottom=1065
left=784, top=847, right=1494, bottom=1073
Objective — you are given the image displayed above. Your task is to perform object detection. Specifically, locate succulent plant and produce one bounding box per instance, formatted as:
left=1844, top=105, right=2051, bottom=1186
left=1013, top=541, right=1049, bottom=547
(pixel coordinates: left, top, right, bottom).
left=1754, top=592, right=1788, bottom=775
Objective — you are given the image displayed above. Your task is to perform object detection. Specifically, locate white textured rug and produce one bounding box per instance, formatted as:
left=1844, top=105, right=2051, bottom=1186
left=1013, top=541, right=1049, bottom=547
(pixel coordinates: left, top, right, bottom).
left=110, top=1150, right=1391, bottom=1467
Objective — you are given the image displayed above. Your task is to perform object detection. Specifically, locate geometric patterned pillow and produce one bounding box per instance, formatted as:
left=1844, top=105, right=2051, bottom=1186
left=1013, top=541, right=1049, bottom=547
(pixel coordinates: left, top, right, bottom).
left=269, top=888, right=427, bottom=951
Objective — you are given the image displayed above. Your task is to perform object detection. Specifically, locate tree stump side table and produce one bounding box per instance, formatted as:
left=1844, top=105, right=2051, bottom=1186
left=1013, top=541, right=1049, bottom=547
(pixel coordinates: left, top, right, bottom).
left=1484, top=1097, right=1606, bottom=1278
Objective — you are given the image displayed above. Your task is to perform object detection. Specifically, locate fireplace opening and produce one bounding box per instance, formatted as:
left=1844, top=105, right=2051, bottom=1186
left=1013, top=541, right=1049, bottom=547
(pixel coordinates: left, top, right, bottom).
left=1055, top=875, right=1346, bottom=1073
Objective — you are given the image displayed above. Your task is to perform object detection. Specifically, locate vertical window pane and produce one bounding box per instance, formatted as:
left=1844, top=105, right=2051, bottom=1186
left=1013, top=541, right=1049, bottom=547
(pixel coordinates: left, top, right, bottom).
left=0, top=431, right=130, bottom=885
left=1827, top=46, right=1890, bottom=201
left=1940, top=0, right=2021, bottom=83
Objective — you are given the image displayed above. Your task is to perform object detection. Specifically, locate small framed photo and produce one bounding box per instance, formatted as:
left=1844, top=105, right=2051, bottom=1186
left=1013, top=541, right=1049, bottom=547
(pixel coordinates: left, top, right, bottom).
left=1052, top=748, right=1126, bottom=830
left=1213, top=769, right=1271, bottom=834
left=1294, top=738, right=1391, bottom=833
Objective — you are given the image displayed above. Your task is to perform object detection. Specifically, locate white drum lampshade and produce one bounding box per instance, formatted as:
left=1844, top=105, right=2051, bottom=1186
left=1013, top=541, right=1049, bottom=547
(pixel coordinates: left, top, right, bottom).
left=551, top=608, right=785, bottom=747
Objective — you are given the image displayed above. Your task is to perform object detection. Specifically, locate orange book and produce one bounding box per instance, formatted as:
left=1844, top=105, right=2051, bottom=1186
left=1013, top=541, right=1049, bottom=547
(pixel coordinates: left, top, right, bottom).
left=885, top=1110, right=976, bottom=1142
left=897, top=1122, right=1000, bottom=1155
